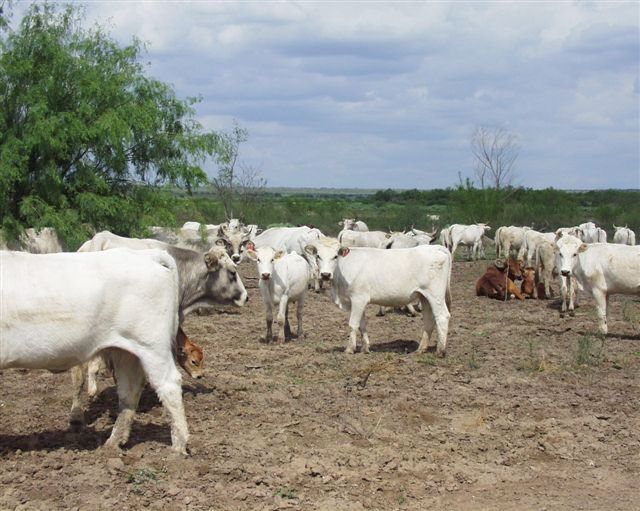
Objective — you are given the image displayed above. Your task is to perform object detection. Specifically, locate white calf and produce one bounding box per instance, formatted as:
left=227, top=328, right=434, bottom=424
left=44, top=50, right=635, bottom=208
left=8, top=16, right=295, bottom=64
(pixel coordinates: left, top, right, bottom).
left=246, top=246, right=310, bottom=343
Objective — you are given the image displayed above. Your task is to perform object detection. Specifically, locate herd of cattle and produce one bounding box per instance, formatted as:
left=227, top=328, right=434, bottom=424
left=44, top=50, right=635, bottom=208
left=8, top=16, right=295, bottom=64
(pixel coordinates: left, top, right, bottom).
left=1, top=218, right=638, bottom=454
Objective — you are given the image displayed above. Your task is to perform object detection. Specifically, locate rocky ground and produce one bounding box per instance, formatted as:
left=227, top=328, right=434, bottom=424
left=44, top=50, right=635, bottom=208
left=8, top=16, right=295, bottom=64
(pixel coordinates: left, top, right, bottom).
left=1, top=258, right=639, bottom=510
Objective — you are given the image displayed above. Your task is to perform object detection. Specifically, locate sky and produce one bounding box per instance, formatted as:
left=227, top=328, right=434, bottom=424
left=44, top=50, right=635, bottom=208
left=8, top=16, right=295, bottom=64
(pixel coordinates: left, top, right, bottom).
left=15, top=1, right=640, bottom=189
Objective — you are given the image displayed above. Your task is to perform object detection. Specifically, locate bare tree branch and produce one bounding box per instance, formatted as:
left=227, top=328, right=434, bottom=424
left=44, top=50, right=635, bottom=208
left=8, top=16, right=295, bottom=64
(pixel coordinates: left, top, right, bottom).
left=471, top=126, right=519, bottom=189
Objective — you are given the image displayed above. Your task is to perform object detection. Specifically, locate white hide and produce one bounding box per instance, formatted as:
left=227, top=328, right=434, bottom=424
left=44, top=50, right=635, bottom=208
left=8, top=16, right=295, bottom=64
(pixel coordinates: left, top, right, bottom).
left=339, top=218, right=369, bottom=232
left=448, top=223, right=491, bottom=260
left=338, top=229, right=389, bottom=248
left=305, top=239, right=452, bottom=356
left=556, top=241, right=640, bottom=335
left=518, top=230, right=556, bottom=266
left=494, top=225, right=530, bottom=259
left=613, top=226, right=636, bottom=246
left=247, top=246, right=310, bottom=343
left=0, top=249, right=189, bottom=454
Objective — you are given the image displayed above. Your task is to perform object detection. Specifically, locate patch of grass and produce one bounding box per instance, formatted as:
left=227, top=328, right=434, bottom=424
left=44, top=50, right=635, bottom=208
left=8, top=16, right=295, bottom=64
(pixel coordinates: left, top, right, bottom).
left=416, top=353, right=439, bottom=367
left=127, top=467, right=159, bottom=495
left=622, top=303, right=640, bottom=330
left=274, top=486, right=297, bottom=499
left=517, top=339, right=554, bottom=373
left=575, top=335, right=606, bottom=367
left=466, top=343, right=481, bottom=370
left=287, top=373, right=305, bottom=385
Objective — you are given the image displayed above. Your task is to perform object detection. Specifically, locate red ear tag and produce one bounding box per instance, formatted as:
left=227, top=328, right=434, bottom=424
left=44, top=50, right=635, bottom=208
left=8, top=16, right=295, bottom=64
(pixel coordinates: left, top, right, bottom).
left=247, top=242, right=255, bottom=251
left=341, top=248, right=350, bottom=257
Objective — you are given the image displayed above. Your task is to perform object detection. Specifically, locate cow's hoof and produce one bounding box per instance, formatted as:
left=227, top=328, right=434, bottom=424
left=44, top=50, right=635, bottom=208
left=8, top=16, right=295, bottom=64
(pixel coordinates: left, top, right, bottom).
left=345, top=347, right=355, bottom=355
left=436, top=349, right=446, bottom=358
left=560, top=312, right=565, bottom=318
left=569, top=311, right=575, bottom=317
left=362, top=346, right=370, bottom=354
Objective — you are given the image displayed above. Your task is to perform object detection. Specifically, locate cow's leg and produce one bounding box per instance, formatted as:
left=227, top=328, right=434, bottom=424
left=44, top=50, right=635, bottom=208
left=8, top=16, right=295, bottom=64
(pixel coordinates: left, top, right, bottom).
left=417, top=297, right=435, bottom=354
left=405, top=303, right=418, bottom=317
left=376, top=306, right=387, bottom=316
left=429, top=295, right=450, bottom=357
left=69, top=364, right=86, bottom=431
left=568, top=276, right=576, bottom=317
left=359, top=314, right=371, bottom=354
left=104, top=349, right=145, bottom=451
left=592, top=289, right=608, bottom=335
left=560, top=276, right=568, bottom=317
left=296, top=297, right=305, bottom=339
left=264, top=301, right=274, bottom=342
left=277, top=295, right=290, bottom=343
left=140, top=352, right=189, bottom=455
left=346, top=299, right=367, bottom=354
left=86, top=354, right=105, bottom=399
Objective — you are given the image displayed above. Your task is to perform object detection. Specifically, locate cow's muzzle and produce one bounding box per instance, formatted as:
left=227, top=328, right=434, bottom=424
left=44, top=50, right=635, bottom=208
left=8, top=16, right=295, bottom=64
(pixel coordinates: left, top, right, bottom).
left=261, top=273, right=271, bottom=280
left=321, top=272, right=332, bottom=281
left=561, top=270, right=570, bottom=277
left=232, top=254, right=241, bottom=263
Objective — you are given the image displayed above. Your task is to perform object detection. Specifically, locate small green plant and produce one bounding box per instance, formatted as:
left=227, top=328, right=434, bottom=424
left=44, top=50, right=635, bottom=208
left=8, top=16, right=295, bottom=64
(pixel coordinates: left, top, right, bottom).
left=575, top=336, right=606, bottom=367
left=466, top=343, right=480, bottom=370
left=417, top=353, right=439, bottom=367
left=274, top=486, right=297, bottom=499
left=517, top=339, right=545, bottom=372
left=622, top=303, right=639, bottom=331
left=127, top=467, right=159, bottom=495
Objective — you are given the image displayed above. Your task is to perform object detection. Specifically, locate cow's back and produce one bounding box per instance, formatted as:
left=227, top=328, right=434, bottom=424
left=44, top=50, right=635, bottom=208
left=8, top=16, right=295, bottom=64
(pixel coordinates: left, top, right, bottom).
left=577, top=244, right=640, bottom=294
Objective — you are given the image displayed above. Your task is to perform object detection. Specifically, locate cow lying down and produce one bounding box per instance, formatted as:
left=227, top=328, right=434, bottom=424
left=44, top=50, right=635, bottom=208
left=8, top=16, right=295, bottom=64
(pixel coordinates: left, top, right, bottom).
left=0, top=249, right=189, bottom=454
left=476, top=259, right=524, bottom=301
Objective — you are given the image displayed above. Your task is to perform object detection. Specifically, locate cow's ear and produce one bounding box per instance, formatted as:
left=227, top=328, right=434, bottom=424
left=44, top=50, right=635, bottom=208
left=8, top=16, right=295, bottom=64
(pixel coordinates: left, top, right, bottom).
left=578, top=243, right=588, bottom=253
left=385, top=233, right=391, bottom=238
left=204, top=251, right=220, bottom=270
left=215, top=238, right=226, bottom=247
left=304, top=244, right=317, bottom=256
left=338, top=247, right=350, bottom=257
left=274, top=250, right=285, bottom=260
left=494, top=259, right=506, bottom=269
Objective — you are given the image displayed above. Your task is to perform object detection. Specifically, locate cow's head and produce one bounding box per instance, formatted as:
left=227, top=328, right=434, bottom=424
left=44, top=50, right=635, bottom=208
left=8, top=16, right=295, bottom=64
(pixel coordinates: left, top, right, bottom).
left=555, top=235, right=587, bottom=277
left=305, top=238, right=342, bottom=281
left=506, top=258, right=523, bottom=280
left=204, top=247, right=248, bottom=306
left=245, top=245, right=284, bottom=280
left=215, top=230, right=252, bottom=263
left=176, top=329, right=204, bottom=379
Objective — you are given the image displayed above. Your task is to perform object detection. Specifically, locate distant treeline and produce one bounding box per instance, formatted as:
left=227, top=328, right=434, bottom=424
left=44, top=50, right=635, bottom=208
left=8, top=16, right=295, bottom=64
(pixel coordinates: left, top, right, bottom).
left=171, top=186, right=640, bottom=239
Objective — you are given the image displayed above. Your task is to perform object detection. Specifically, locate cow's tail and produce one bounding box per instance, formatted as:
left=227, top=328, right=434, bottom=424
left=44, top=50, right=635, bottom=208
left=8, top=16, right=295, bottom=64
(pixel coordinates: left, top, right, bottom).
left=494, top=227, right=502, bottom=259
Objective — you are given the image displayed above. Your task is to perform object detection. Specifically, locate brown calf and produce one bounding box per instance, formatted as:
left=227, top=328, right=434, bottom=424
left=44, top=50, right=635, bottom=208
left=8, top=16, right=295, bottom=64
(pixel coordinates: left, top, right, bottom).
left=476, top=258, right=525, bottom=301
left=177, top=326, right=204, bottom=379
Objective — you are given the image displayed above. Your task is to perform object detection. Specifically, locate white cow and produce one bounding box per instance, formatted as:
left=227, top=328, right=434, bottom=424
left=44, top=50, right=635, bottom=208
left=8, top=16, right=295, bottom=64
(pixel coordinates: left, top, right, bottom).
left=339, top=218, right=369, bottom=232
left=246, top=246, right=310, bottom=343
left=449, top=223, right=491, bottom=260
left=517, top=230, right=556, bottom=266
left=613, top=226, right=636, bottom=245
left=555, top=234, right=583, bottom=318
left=338, top=229, right=390, bottom=248
left=0, top=249, right=189, bottom=454
left=578, top=222, right=599, bottom=243
left=439, top=226, right=452, bottom=251
left=495, top=225, right=530, bottom=259
left=534, top=240, right=557, bottom=299
left=556, top=240, right=640, bottom=335
left=305, top=239, right=452, bottom=356
left=253, top=226, right=324, bottom=292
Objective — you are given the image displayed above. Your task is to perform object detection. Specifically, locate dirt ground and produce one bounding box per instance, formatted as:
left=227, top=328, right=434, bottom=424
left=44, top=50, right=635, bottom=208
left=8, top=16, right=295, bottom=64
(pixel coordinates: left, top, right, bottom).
left=1, top=258, right=639, bottom=511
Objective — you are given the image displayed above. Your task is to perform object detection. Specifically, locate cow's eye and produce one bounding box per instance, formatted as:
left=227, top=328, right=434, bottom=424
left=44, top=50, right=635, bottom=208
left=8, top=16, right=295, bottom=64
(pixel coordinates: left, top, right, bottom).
left=191, top=360, right=198, bottom=365
left=333, top=256, right=338, bottom=260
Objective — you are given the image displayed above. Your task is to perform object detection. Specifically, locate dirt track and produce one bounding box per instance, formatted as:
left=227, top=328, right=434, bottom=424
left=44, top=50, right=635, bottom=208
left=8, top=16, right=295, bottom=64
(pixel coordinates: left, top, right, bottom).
left=1, top=259, right=639, bottom=510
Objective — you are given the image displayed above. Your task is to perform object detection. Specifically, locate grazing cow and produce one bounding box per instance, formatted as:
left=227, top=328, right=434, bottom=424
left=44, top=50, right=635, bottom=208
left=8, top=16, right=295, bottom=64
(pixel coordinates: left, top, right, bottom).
left=475, top=258, right=525, bottom=301
left=439, top=226, right=452, bottom=251
left=338, top=229, right=390, bottom=248
left=555, top=226, right=584, bottom=240
left=253, top=226, right=324, bottom=292
left=449, top=223, right=491, bottom=260
left=555, top=240, right=640, bottom=334
left=382, top=231, right=435, bottom=249
left=613, top=225, right=636, bottom=245
left=1, top=249, right=189, bottom=454
left=339, top=218, right=369, bottom=232
left=535, top=240, right=557, bottom=299
left=0, top=227, right=63, bottom=253
left=246, top=245, right=310, bottom=343
left=305, top=239, right=452, bottom=356
left=75, top=232, right=248, bottom=417
left=495, top=225, right=530, bottom=259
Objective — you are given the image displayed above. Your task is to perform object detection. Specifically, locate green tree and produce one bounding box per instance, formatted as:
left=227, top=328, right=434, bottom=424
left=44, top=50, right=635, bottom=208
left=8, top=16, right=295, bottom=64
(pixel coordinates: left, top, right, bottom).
left=0, top=3, right=222, bottom=248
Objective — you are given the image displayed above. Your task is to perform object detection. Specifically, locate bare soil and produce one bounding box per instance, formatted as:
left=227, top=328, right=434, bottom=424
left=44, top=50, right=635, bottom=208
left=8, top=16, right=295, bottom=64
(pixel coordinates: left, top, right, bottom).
left=2, top=259, right=639, bottom=510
